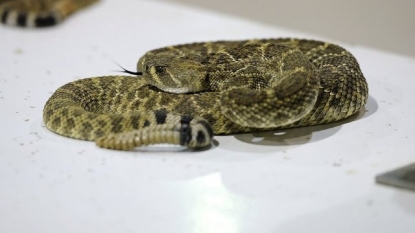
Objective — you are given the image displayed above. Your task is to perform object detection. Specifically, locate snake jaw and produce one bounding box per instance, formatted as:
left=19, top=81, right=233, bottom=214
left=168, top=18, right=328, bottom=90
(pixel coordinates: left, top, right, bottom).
left=157, top=86, right=193, bottom=94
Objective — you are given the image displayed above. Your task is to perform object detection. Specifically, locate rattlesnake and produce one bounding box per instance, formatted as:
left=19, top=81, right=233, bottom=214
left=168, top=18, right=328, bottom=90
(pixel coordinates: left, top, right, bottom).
left=0, top=0, right=98, bottom=27
left=43, top=38, right=369, bottom=150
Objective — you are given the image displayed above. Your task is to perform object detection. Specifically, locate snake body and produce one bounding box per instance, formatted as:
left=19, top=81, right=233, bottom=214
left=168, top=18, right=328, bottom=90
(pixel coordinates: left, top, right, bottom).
left=43, top=38, right=369, bottom=150
left=0, top=0, right=98, bottom=27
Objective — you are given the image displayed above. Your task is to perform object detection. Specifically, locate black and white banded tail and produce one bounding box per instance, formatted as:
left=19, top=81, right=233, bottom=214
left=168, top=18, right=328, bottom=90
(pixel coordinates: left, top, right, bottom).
left=0, top=0, right=99, bottom=27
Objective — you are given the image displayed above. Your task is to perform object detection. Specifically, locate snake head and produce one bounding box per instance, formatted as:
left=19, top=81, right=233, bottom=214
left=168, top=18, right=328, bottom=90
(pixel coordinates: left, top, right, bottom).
left=137, top=52, right=209, bottom=94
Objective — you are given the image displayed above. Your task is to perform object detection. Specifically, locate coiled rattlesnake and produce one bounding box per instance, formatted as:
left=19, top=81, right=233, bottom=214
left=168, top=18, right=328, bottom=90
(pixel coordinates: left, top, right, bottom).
left=43, top=38, right=369, bottom=150
left=0, top=0, right=98, bottom=27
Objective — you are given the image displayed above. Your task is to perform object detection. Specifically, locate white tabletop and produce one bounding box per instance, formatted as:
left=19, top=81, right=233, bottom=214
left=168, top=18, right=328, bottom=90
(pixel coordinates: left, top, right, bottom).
left=1, top=0, right=414, bottom=232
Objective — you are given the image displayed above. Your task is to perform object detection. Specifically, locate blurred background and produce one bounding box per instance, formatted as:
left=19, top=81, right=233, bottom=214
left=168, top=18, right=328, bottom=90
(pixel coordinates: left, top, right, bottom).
left=167, top=0, right=415, bottom=57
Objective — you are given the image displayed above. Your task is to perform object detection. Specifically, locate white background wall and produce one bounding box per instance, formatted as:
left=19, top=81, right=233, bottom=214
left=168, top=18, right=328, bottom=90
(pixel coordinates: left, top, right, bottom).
left=167, top=0, right=415, bottom=57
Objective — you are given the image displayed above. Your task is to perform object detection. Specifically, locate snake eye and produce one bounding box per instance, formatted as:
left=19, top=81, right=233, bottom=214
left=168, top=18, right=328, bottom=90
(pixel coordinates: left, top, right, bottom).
left=145, top=65, right=149, bottom=71
left=155, top=66, right=166, bottom=74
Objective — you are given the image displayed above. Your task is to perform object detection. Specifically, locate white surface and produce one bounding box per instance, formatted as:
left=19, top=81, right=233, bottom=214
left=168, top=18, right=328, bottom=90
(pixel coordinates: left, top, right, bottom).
left=1, top=0, right=415, bottom=232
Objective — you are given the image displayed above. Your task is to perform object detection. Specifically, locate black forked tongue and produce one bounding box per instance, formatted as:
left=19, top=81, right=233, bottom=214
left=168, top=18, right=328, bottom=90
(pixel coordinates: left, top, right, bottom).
left=121, top=68, right=143, bottom=76
left=115, top=63, right=143, bottom=76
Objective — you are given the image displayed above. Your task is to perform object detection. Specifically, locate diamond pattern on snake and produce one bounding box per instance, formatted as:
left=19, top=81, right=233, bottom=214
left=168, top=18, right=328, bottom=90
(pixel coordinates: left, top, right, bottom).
left=0, top=0, right=98, bottom=27
left=43, top=38, right=369, bottom=150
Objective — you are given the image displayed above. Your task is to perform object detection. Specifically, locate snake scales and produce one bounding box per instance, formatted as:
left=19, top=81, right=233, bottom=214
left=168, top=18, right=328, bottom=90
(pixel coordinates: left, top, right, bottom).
left=0, top=0, right=98, bottom=27
left=43, top=38, right=368, bottom=150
